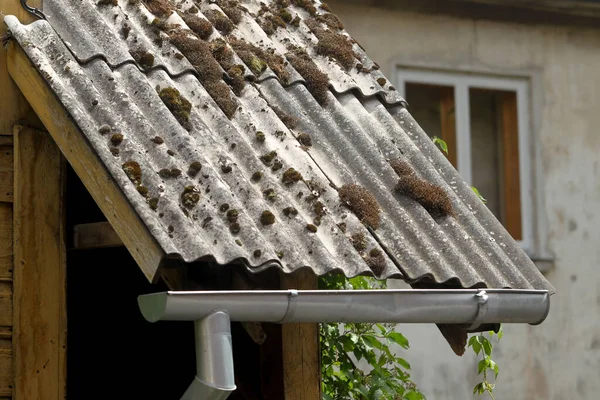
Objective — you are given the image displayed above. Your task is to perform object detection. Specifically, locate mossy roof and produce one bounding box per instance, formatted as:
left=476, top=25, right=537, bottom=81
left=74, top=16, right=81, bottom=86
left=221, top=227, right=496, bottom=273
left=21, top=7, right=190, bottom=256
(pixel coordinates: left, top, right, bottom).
left=3, top=0, right=554, bottom=294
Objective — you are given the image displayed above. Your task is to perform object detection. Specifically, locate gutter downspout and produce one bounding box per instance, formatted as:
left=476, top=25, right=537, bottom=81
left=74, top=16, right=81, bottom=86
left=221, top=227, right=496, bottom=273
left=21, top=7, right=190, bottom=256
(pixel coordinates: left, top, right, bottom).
left=138, top=289, right=550, bottom=399
left=180, top=312, right=235, bottom=400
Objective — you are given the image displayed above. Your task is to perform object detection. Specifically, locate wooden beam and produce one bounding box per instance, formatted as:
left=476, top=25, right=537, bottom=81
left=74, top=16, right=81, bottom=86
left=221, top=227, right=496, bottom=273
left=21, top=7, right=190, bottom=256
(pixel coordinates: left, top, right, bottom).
left=0, top=203, right=12, bottom=282
left=500, top=92, right=522, bottom=240
left=0, top=142, right=14, bottom=203
left=280, top=269, right=321, bottom=400
left=7, top=42, right=165, bottom=282
left=0, top=0, right=44, bottom=135
left=12, top=125, right=66, bottom=400
left=73, top=221, right=123, bottom=249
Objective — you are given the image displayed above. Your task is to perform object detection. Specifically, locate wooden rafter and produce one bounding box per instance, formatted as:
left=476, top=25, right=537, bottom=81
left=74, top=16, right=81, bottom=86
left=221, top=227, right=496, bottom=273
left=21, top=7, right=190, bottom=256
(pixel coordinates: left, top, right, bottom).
left=7, top=41, right=165, bottom=282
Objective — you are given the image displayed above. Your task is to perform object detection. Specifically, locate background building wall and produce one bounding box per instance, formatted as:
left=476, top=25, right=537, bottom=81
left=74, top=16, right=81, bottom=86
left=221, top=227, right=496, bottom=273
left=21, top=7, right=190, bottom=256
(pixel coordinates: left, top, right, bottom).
left=328, top=1, right=600, bottom=399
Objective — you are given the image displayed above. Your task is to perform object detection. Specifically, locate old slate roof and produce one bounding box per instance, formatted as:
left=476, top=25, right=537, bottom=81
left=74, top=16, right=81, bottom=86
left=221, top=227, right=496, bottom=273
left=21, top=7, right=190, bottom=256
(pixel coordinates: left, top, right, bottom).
left=4, top=0, right=554, bottom=292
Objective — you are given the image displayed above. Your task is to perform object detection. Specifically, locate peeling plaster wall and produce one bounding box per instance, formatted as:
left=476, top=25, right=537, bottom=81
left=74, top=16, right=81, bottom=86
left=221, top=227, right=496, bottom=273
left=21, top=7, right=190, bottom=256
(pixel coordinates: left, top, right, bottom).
left=329, top=1, right=600, bottom=399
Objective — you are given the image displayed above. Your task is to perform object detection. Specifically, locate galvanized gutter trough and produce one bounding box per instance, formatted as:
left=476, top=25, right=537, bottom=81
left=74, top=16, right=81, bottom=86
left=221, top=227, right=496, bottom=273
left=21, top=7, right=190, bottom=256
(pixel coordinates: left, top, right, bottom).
left=138, top=289, right=550, bottom=399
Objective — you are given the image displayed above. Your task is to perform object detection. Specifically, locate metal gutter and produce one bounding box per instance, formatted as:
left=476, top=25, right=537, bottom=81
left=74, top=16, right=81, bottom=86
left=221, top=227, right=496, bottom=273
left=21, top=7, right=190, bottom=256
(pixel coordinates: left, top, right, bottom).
left=138, top=289, right=550, bottom=399
left=138, top=289, right=550, bottom=326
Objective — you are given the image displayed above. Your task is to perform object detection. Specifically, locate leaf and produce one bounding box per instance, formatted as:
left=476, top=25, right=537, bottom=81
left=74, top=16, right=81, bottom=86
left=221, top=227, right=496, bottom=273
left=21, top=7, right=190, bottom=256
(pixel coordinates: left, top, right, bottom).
left=388, top=332, right=410, bottom=349
left=471, top=186, right=487, bottom=204
left=339, top=336, right=355, bottom=352
left=490, top=360, right=499, bottom=379
left=477, top=359, right=488, bottom=375
left=481, top=336, right=492, bottom=356
left=473, top=382, right=485, bottom=395
left=468, top=335, right=482, bottom=355
left=363, top=335, right=383, bottom=351
left=404, top=390, right=424, bottom=400
left=396, top=357, right=411, bottom=370
left=432, top=136, right=449, bottom=154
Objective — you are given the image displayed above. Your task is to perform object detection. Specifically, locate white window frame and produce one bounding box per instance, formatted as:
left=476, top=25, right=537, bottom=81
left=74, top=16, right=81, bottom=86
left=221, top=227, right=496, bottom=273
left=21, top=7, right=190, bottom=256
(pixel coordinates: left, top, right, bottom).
left=396, top=68, right=533, bottom=253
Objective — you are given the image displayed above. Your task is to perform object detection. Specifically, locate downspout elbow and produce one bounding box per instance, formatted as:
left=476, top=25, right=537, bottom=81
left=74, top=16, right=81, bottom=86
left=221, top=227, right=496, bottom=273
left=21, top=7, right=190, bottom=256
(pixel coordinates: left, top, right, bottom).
left=181, top=312, right=236, bottom=400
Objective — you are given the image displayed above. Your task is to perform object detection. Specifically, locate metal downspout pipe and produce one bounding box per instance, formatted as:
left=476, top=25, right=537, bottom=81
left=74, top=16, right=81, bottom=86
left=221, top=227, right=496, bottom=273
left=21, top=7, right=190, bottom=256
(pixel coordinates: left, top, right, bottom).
left=180, top=312, right=236, bottom=400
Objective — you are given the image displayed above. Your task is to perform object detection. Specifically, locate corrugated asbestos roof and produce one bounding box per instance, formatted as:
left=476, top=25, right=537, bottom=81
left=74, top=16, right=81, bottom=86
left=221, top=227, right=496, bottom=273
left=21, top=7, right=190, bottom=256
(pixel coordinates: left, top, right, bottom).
left=4, top=0, right=554, bottom=292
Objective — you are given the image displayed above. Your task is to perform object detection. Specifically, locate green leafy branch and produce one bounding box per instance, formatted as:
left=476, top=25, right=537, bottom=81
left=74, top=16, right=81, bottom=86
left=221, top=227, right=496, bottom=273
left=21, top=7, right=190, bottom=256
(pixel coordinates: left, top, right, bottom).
left=320, top=276, right=425, bottom=400
left=431, top=136, right=448, bottom=154
left=468, top=327, right=503, bottom=399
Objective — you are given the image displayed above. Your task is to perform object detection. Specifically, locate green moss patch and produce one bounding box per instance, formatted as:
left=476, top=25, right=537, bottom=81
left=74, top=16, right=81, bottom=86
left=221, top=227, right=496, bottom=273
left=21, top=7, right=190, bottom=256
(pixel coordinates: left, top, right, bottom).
left=98, top=0, right=118, bottom=7
left=211, top=39, right=246, bottom=95
left=272, top=105, right=298, bottom=129
left=216, top=0, right=245, bottom=24
left=263, top=188, right=277, bottom=202
left=251, top=171, right=263, bottom=181
left=260, top=150, right=277, bottom=166
left=391, top=159, right=454, bottom=218
left=282, top=168, right=303, bottom=184
left=169, top=30, right=238, bottom=118
left=286, top=47, right=329, bottom=105
left=283, top=206, right=298, bottom=217
left=122, top=161, right=142, bottom=185
left=315, top=13, right=344, bottom=30
left=181, top=185, right=201, bottom=209
left=148, top=197, right=159, bottom=211
left=110, top=133, right=124, bottom=146
left=158, top=87, right=192, bottom=130
left=180, top=13, right=214, bottom=40
left=158, top=168, right=182, bottom=178
left=205, top=9, right=235, bottom=35
left=260, top=210, right=276, bottom=225
left=230, top=37, right=290, bottom=83
left=291, top=0, right=317, bottom=15
left=338, top=183, right=381, bottom=229
left=366, top=250, right=386, bottom=276
left=130, top=50, right=155, bottom=69
left=297, top=132, right=312, bottom=147
left=143, top=0, right=172, bottom=17
left=306, top=19, right=356, bottom=70
left=350, top=232, right=367, bottom=251
left=187, top=161, right=202, bottom=177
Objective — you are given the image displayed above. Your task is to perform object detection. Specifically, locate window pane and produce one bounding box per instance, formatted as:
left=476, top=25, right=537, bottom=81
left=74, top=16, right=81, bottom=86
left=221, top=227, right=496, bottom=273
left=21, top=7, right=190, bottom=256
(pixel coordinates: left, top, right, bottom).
left=469, top=88, right=522, bottom=240
left=469, top=89, right=502, bottom=220
left=405, top=83, right=456, bottom=167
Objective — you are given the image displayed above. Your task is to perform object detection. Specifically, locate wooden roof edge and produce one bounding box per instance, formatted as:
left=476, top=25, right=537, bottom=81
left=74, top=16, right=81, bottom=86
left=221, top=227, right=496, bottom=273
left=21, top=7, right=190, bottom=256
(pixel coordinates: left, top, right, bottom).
left=6, top=41, right=165, bottom=283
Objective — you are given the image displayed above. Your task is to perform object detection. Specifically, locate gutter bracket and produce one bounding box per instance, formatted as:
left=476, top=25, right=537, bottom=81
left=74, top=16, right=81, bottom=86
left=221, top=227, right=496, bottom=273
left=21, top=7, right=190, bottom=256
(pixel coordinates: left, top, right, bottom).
left=468, top=290, right=489, bottom=331
left=277, top=289, right=299, bottom=323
